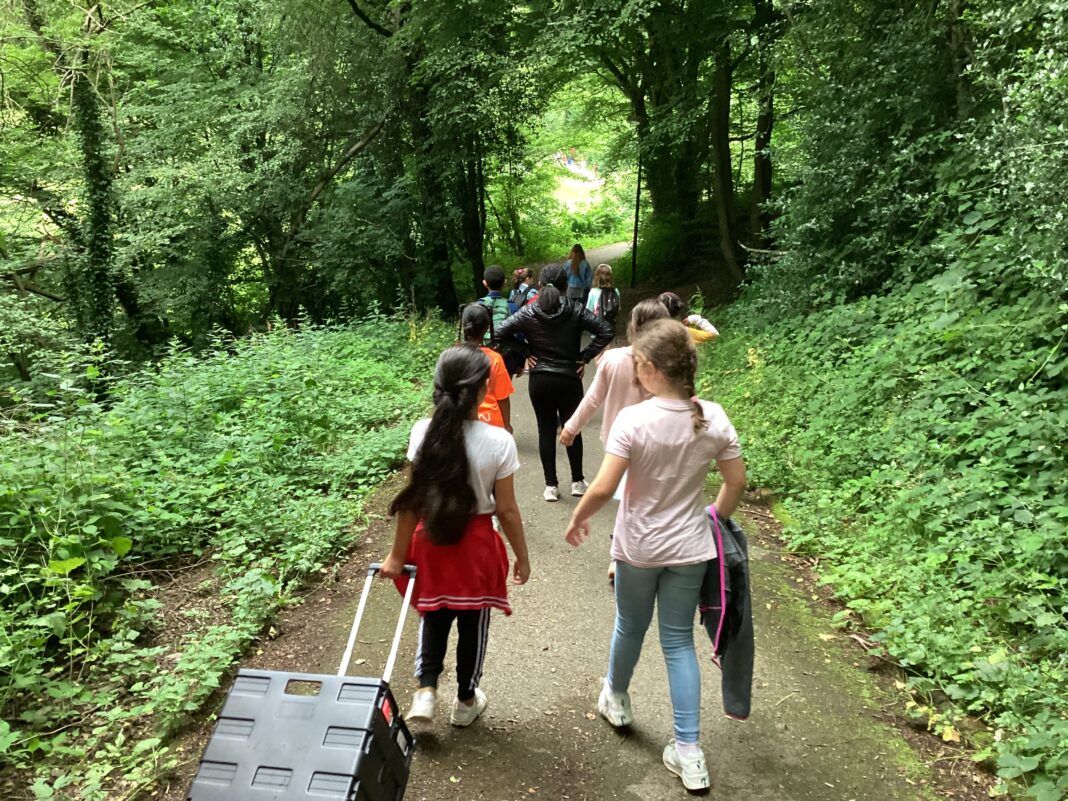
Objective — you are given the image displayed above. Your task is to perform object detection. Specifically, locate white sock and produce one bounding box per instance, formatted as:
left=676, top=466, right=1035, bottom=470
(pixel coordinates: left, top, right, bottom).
left=676, top=741, right=701, bottom=759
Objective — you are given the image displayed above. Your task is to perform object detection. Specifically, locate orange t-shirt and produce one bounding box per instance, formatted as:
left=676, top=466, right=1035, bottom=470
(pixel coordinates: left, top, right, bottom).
left=477, top=347, right=515, bottom=428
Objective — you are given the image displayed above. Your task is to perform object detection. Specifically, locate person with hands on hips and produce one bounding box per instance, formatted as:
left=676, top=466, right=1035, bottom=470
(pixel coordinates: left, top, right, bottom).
left=494, top=263, right=613, bottom=503
left=380, top=345, right=530, bottom=729
left=563, top=319, right=746, bottom=792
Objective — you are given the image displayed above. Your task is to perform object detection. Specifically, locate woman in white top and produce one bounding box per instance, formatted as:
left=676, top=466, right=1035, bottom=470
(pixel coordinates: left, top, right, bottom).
left=563, top=319, right=746, bottom=791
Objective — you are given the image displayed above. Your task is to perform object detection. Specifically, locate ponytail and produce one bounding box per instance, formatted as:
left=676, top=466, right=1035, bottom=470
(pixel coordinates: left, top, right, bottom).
left=389, top=346, right=490, bottom=545
left=459, top=302, right=492, bottom=344
left=536, top=264, right=568, bottom=313
left=658, top=291, right=686, bottom=319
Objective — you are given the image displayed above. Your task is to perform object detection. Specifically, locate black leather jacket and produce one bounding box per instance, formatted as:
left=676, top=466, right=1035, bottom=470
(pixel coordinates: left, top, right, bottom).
left=494, top=297, right=613, bottom=377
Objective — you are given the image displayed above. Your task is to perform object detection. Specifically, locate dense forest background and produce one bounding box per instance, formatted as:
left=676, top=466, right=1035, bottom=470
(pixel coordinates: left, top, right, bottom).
left=2, top=0, right=1066, bottom=799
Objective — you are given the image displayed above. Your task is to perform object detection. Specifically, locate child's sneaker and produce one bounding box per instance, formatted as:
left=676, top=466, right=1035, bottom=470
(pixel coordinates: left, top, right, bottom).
left=406, top=688, right=436, bottom=723
left=449, top=688, right=487, bottom=727
left=543, top=485, right=560, bottom=502
left=571, top=479, right=588, bottom=496
left=596, top=678, right=633, bottom=727
left=663, top=741, right=710, bottom=791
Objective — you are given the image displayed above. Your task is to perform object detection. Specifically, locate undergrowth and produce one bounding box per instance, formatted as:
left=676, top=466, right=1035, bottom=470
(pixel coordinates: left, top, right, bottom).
left=698, top=267, right=1068, bottom=800
left=0, top=313, right=450, bottom=798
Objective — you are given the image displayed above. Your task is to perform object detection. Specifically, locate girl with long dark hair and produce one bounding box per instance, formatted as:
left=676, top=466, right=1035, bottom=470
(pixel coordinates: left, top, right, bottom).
left=495, top=264, right=613, bottom=502
left=381, top=345, right=530, bottom=727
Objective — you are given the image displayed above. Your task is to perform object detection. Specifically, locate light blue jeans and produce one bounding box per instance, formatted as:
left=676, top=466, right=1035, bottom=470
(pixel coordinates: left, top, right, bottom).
left=607, top=561, right=705, bottom=744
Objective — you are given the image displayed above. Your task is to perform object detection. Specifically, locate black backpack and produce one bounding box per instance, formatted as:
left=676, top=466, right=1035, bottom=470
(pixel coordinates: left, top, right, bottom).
left=598, top=289, right=620, bottom=322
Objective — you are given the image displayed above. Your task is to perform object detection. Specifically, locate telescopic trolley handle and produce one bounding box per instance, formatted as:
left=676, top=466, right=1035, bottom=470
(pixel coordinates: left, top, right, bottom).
left=337, top=563, right=417, bottom=684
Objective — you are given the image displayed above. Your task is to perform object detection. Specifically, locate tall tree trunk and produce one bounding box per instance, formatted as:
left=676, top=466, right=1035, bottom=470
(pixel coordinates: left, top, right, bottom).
left=408, top=76, right=458, bottom=315
left=457, top=139, right=486, bottom=299
left=946, top=0, right=972, bottom=119
left=710, top=42, right=744, bottom=284
left=23, top=0, right=118, bottom=341
left=750, top=0, right=777, bottom=243
left=68, top=55, right=116, bottom=341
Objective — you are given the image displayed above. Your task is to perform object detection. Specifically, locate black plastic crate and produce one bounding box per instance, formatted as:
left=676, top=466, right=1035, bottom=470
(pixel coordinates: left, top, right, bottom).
left=188, top=670, right=414, bottom=801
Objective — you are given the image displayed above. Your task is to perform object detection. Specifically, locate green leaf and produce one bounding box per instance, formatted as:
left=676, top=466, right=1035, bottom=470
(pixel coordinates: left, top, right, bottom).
left=46, top=557, right=86, bottom=576
left=110, top=537, right=133, bottom=557
left=0, top=721, right=20, bottom=754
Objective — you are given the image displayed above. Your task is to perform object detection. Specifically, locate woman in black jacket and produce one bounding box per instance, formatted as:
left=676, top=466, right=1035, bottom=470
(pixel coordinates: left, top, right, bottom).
left=495, top=264, right=614, bottom=502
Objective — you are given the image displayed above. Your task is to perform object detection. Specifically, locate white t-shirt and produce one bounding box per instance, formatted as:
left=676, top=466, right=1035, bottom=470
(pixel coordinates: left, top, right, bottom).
left=407, top=419, right=520, bottom=514
left=606, top=397, right=742, bottom=568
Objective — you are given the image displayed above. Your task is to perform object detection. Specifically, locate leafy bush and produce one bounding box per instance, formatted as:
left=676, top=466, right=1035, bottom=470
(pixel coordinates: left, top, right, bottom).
left=700, top=265, right=1068, bottom=799
left=0, top=314, right=450, bottom=797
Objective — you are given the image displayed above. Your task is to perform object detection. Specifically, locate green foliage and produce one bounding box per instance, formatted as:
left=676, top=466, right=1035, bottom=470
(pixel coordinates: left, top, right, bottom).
left=0, top=315, right=450, bottom=797
left=701, top=263, right=1067, bottom=796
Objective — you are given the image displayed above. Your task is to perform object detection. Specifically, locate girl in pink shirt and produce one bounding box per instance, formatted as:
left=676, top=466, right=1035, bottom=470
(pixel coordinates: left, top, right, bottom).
left=563, top=319, right=747, bottom=792
left=559, top=299, right=670, bottom=447
left=560, top=299, right=670, bottom=581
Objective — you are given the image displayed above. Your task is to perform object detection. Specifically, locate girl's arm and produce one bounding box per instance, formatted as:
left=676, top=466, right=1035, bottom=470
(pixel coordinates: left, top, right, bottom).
left=493, top=474, right=530, bottom=584
left=712, top=457, right=747, bottom=519
left=577, top=306, right=615, bottom=363
left=560, top=355, right=612, bottom=445
left=499, top=396, right=511, bottom=433
left=564, top=454, right=629, bottom=546
left=380, top=508, right=419, bottom=579
left=685, top=314, right=719, bottom=335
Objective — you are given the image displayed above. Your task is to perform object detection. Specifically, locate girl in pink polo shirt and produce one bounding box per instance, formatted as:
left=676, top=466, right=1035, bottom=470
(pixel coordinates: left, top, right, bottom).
left=563, top=319, right=747, bottom=792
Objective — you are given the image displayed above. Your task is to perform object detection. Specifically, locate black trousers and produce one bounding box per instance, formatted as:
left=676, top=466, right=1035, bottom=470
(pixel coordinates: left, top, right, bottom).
left=528, top=370, right=584, bottom=486
left=416, top=607, right=490, bottom=701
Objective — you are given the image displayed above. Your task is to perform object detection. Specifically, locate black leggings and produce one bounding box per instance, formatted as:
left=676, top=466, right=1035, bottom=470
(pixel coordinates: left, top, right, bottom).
left=528, top=370, right=585, bottom=487
left=415, top=607, right=490, bottom=701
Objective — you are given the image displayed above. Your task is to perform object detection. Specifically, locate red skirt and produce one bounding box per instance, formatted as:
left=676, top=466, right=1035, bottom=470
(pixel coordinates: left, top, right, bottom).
left=395, top=514, right=512, bottom=615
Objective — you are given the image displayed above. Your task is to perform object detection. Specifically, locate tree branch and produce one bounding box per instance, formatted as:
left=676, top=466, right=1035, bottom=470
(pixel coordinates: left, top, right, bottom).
left=344, top=0, right=392, bottom=37
left=280, top=114, right=389, bottom=263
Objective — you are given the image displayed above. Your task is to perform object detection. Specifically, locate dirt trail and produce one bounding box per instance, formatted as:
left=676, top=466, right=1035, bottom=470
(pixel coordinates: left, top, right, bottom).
left=158, top=315, right=992, bottom=801
left=354, top=380, right=933, bottom=801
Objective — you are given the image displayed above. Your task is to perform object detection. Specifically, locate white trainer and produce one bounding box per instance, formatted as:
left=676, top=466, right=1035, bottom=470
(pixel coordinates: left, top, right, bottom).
left=571, top=479, right=589, bottom=497
left=405, top=688, right=436, bottom=723
left=663, top=741, right=711, bottom=791
left=596, top=678, right=633, bottom=727
left=449, top=687, right=488, bottom=727
left=543, top=485, right=560, bottom=502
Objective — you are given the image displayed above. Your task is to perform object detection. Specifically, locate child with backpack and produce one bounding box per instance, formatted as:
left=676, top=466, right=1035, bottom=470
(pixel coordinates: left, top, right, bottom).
left=586, top=264, right=621, bottom=331
left=480, top=265, right=526, bottom=376
left=379, top=345, right=530, bottom=727
left=508, top=268, right=534, bottom=308
left=460, top=303, right=514, bottom=432
left=562, top=319, right=746, bottom=791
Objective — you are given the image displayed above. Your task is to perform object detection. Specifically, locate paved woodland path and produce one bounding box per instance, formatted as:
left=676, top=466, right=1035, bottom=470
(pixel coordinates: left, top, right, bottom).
left=158, top=254, right=991, bottom=801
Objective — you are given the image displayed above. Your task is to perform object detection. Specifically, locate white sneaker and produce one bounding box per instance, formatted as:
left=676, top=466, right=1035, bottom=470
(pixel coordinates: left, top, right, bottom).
left=405, top=689, right=436, bottom=723
left=449, top=687, right=487, bottom=727
left=663, top=741, right=710, bottom=791
left=543, top=485, right=560, bottom=502
left=571, top=479, right=589, bottom=497
left=596, top=678, right=633, bottom=727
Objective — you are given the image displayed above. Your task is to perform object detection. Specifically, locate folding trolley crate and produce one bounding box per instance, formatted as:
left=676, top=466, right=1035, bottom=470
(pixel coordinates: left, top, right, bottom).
left=188, top=564, right=418, bottom=801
